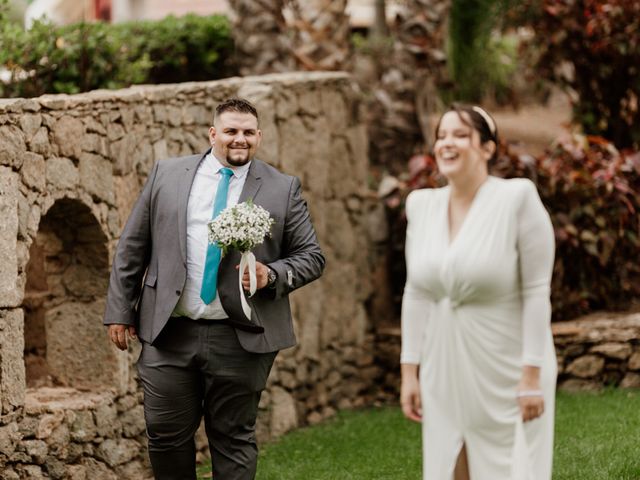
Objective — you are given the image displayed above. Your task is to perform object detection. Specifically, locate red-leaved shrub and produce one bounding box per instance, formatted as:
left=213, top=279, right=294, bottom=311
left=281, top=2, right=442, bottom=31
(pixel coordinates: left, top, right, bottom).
left=512, top=0, right=640, bottom=149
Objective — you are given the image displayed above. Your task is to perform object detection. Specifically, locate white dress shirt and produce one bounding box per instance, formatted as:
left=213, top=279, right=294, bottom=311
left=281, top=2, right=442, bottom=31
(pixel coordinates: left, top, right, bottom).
left=172, top=153, right=250, bottom=319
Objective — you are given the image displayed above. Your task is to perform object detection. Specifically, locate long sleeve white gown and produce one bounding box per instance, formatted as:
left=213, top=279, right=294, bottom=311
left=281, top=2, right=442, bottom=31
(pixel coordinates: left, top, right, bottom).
left=401, top=176, right=557, bottom=480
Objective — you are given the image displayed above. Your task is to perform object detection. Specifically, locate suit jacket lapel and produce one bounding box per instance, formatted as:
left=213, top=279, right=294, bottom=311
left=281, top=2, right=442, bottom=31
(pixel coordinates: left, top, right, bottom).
left=238, top=160, right=263, bottom=203
left=177, top=151, right=208, bottom=263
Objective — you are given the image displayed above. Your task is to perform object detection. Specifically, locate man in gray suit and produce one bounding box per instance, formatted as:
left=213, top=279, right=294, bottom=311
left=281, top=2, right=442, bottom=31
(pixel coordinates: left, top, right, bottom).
left=104, top=98, right=325, bottom=480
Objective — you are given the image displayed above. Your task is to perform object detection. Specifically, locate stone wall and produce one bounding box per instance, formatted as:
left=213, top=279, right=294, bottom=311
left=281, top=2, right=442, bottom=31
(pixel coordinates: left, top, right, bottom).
left=0, top=72, right=374, bottom=478
left=374, top=312, right=640, bottom=400
left=553, top=312, right=640, bottom=390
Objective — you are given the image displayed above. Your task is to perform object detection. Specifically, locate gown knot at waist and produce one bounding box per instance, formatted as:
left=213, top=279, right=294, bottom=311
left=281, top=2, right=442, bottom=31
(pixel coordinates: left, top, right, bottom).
left=440, top=296, right=462, bottom=310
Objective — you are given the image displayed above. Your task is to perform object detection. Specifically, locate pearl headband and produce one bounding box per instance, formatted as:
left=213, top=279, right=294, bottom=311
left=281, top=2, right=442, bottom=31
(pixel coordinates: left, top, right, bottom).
left=472, top=106, right=497, bottom=137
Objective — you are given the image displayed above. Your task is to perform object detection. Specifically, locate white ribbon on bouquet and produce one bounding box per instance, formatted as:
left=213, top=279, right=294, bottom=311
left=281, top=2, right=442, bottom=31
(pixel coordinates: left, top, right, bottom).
left=238, top=250, right=257, bottom=320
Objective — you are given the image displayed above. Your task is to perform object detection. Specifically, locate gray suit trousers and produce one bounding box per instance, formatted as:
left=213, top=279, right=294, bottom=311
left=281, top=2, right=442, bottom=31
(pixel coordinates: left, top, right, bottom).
left=137, top=318, right=276, bottom=480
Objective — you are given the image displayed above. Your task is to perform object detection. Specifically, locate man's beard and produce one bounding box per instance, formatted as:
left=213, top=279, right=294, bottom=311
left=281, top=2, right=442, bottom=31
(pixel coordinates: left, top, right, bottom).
left=226, top=153, right=251, bottom=166
left=226, top=147, right=251, bottom=166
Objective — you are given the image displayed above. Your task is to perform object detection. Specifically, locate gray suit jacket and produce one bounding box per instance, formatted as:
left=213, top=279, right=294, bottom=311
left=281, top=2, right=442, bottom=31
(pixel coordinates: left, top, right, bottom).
left=103, top=151, right=325, bottom=353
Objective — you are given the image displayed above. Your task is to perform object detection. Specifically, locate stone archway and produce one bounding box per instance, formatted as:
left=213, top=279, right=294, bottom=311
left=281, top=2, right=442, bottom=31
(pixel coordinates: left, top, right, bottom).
left=23, top=198, right=118, bottom=390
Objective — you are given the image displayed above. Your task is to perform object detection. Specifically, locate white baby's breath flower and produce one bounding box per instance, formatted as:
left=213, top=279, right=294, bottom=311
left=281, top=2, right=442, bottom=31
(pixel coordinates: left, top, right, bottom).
left=207, top=200, right=274, bottom=256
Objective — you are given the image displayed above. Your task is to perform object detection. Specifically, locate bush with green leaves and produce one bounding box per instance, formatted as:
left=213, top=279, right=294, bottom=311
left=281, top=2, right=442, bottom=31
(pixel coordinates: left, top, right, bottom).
left=446, top=0, right=520, bottom=104
left=390, top=137, right=640, bottom=320
left=0, top=11, right=234, bottom=97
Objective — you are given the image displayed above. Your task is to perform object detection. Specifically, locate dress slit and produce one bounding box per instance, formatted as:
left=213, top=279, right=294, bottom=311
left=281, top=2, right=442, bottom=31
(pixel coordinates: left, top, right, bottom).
left=452, top=440, right=469, bottom=480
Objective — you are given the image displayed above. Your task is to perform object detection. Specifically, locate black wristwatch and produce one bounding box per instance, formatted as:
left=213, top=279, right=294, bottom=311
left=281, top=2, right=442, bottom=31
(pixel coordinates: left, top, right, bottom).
left=266, top=267, right=277, bottom=288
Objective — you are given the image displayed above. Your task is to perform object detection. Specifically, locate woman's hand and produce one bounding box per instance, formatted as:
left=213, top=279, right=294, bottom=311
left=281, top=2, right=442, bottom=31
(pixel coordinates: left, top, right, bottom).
left=517, top=365, right=544, bottom=422
left=400, top=364, right=422, bottom=422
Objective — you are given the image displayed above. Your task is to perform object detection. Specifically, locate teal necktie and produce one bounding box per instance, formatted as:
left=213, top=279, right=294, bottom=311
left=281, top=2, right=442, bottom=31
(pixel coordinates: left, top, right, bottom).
left=200, top=167, right=234, bottom=304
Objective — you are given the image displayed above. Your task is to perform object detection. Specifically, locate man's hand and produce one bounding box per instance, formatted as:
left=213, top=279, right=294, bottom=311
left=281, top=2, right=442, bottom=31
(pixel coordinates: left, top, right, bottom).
left=400, top=364, right=422, bottom=423
left=237, top=261, right=270, bottom=291
left=108, top=324, right=137, bottom=351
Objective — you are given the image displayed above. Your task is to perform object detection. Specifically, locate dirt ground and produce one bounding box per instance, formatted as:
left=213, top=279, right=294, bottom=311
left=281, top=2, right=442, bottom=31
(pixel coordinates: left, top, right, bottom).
left=491, top=91, right=573, bottom=156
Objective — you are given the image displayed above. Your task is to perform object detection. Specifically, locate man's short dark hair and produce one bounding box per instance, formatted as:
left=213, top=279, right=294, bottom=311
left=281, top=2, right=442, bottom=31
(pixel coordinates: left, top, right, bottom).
left=215, top=98, right=259, bottom=123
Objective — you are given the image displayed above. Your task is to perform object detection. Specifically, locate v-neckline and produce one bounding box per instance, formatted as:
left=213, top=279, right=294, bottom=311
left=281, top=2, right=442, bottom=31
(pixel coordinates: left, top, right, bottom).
left=445, top=176, right=492, bottom=248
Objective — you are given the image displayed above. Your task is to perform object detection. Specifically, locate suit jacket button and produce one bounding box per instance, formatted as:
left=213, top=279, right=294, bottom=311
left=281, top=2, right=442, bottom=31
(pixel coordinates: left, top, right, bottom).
left=175, top=290, right=181, bottom=295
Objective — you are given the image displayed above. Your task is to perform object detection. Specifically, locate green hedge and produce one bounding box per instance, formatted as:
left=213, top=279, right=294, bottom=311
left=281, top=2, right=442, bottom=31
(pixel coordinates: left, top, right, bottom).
left=0, top=13, right=235, bottom=98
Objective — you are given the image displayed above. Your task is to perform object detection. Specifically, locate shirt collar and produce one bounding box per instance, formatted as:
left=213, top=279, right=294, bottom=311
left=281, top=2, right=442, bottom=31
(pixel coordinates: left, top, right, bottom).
left=209, top=152, right=251, bottom=180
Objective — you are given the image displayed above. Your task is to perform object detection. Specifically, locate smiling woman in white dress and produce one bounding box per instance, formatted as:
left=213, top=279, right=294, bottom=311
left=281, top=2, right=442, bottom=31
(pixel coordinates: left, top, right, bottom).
left=400, top=104, right=557, bottom=480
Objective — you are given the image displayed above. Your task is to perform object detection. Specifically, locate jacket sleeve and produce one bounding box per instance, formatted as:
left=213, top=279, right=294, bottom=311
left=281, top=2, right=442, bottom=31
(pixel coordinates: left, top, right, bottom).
left=103, top=162, right=158, bottom=326
left=267, top=176, right=325, bottom=299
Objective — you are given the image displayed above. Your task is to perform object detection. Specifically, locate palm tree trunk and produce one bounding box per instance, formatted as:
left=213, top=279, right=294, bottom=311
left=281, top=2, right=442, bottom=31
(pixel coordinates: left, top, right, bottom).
left=228, top=0, right=296, bottom=75
left=289, top=0, right=351, bottom=71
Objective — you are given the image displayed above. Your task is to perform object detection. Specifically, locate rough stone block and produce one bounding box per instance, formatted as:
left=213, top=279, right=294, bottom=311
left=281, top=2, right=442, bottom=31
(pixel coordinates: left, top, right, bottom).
left=0, top=466, right=20, bottom=480
left=298, top=89, right=321, bottom=116
left=621, top=372, right=640, bottom=389
left=62, top=263, right=109, bottom=299
left=278, top=116, right=309, bottom=176
left=0, top=423, right=19, bottom=456
left=255, top=105, right=279, bottom=167
left=183, top=104, right=209, bottom=126
left=46, top=157, right=78, bottom=190
left=29, top=127, right=51, bottom=156
left=65, top=464, right=88, bottom=480
left=119, top=405, right=145, bottom=438
left=47, top=423, right=71, bottom=454
left=269, top=387, right=298, bottom=438
left=79, top=153, right=114, bottom=204
left=152, top=105, right=168, bottom=123
left=324, top=200, right=356, bottom=260
left=566, top=354, right=605, bottom=378
left=21, top=153, right=46, bottom=191
left=167, top=106, right=182, bottom=127
left=45, top=300, right=121, bottom=390
left=628, top=351, right=640, bottom=370
left=115, top=460, right=152, bottom=480
left=0, top=169, right=19, bottom=307
left=153, top=139, right=168, bottom=161
left=80, top=458, right=118, bottom=480
left=321, top=89, right=348, bottom=131
left=96, top=439, right=141, bottom=467
left=0, top=125, right=26, bottom=168
left=19, top=114, right=43, bottom=138
left=52, top=117, right=84, bottom=159
left=84, top=116, right=106, bottom=135
left=300, top=117, right=330, bottom=197
left=110, top=133, right=138, bottom=175
left=70, top=409, right=97, bottom=442
left=343, top=304, right=368, bottom=346
left=347, top=125, right=369, bottom=184
left=590, top=342, right=632, bottom=360
left=81, top=133, right=109, bottom=157
left=44, top=457, right=67, bottom=480
left=94, top=402, right=118, bottom=437
left=36, top=411, right=64, bottom=440
left=0, top=309, right=25, bottom=414
left=16, top=465, right=46, bottom=480
left=24, top=439, right=48, bottom=464
left=558, top=378, right=602, bottom=392
left=328, top=136, right=358, bottom=199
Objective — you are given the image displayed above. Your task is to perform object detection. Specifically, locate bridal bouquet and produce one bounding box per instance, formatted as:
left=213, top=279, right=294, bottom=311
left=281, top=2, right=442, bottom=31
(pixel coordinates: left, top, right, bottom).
left=207, top=200, right=274, bottom=319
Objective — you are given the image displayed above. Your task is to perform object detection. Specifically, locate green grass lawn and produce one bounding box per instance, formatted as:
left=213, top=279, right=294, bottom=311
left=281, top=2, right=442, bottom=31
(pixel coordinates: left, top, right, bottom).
left=197, top=389, right=640, bottom=479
